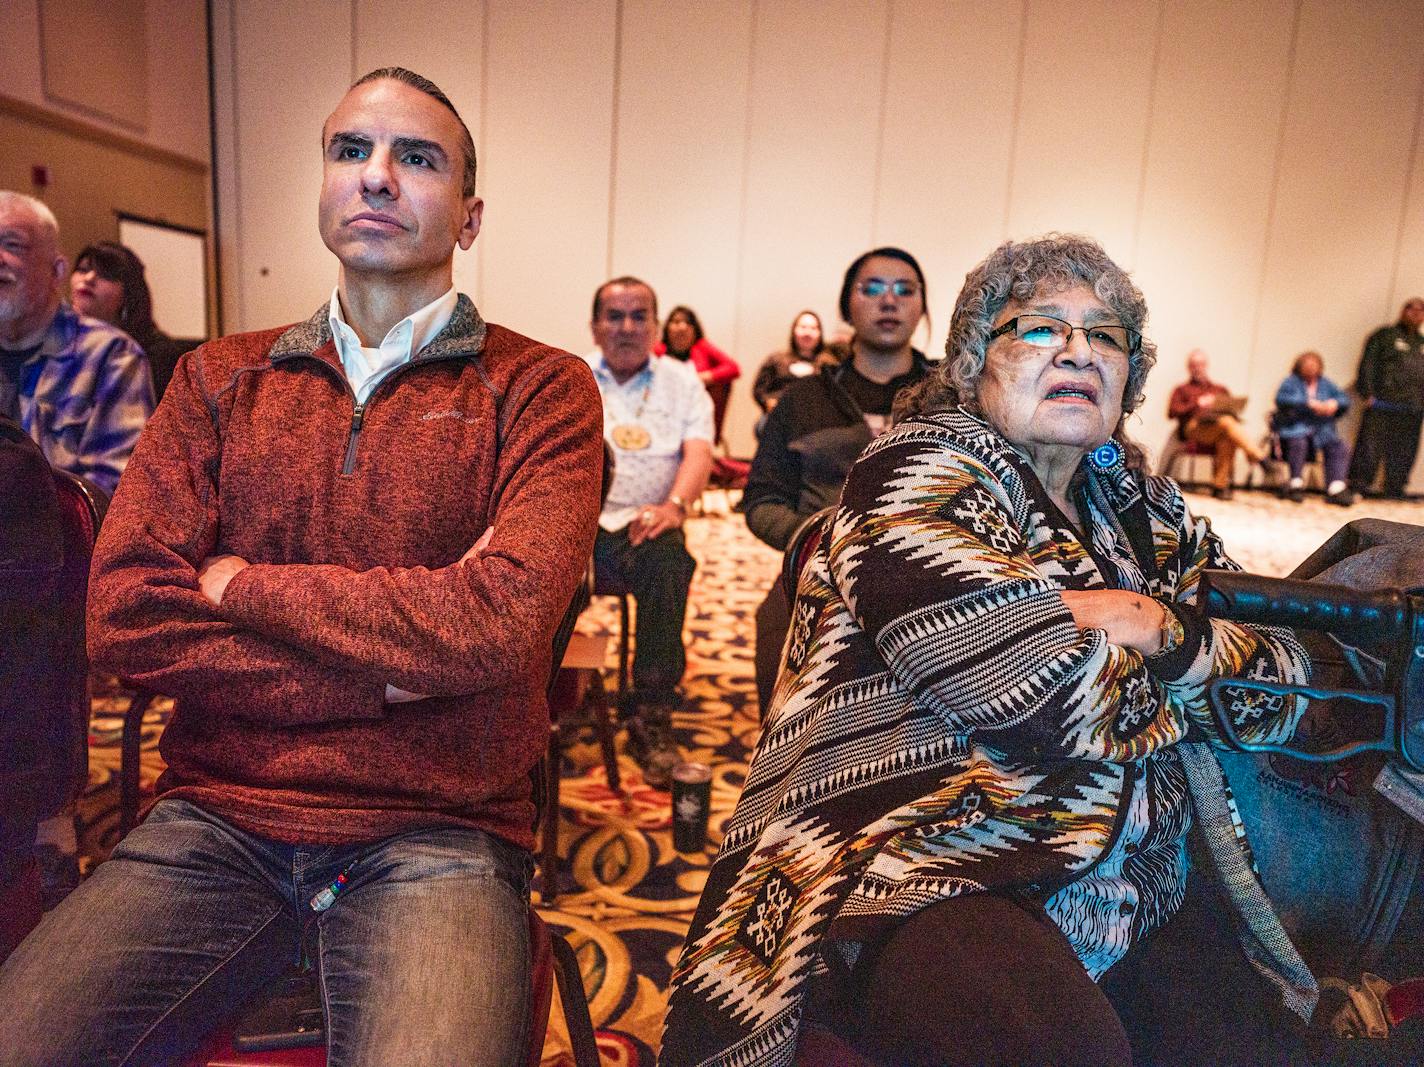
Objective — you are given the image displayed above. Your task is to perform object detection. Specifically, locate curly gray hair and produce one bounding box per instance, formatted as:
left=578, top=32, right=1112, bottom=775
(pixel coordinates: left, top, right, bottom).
left=897, top=234, right=1157, bottom=423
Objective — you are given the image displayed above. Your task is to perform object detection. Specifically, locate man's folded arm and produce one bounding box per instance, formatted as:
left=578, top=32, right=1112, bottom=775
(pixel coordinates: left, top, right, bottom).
left=218, top=356, right=605, bottom=697
left=87, top=348, right=387, bottom=722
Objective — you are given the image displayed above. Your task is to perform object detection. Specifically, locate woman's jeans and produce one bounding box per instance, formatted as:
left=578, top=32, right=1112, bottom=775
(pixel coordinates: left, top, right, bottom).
left=0, top=798, right=533, bottom=1067
left=1283, top=434, right=1350, bottom=485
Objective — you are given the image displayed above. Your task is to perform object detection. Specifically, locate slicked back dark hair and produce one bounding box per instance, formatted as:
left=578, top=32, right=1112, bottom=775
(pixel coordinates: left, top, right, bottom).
left=592, top=276, right=658, bottom=321
left=350, top=67, right=477, bottom=197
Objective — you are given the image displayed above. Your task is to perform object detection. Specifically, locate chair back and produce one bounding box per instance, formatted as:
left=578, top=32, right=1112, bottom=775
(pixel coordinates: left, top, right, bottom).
left=706, top=379, right=731, bottom=446
left=781, top=507, right=834, bottom=603
left=48, top=470, right=109, bottom=810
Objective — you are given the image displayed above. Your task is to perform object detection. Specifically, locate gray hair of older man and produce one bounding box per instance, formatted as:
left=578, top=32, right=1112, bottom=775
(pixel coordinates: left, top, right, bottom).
left=0, top=191, right=60, bottom=244
left=896, top=234, right=1157, bottom=426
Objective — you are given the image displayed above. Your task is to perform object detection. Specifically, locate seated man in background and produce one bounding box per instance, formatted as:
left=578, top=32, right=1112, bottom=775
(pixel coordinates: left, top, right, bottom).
left=1167, top=347, right=1275, bottom=500
left=585, top=277, right=713, bottom=788
left=0, top=415, right=63, bottom=964
left=0, top=192, right=153, bottom=495
left=0, top=66, right=603, bottom=1066
left=1348, top=298, right=1424, bottom=500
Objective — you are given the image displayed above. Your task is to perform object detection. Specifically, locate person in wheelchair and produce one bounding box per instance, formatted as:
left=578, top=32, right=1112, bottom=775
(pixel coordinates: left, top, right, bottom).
left=664, top=235, right=1333, bottom=1066
left=1273, top=349, right=1354, bottom=505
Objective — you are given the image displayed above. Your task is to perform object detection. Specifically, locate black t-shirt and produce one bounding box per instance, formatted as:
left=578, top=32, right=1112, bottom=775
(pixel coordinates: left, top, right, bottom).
left=0, top=342, right=42, bottom=422
left=839, top=360, right=922, bottom=416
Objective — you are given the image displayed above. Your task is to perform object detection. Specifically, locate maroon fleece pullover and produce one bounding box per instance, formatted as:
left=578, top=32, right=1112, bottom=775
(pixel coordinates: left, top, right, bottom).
left=87, top=297, right=603, bottom=849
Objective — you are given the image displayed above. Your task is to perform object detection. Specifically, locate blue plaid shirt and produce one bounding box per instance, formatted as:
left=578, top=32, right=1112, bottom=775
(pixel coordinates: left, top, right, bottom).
left=12, top=304, right=154, bottom=494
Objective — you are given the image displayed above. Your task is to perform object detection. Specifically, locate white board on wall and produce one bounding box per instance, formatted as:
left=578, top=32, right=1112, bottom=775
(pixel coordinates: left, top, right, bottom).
left=118, top=215, right=209, bottom=339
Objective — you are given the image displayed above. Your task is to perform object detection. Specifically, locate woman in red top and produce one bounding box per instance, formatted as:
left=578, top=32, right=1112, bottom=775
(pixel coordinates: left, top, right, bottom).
left=657, top=305, right=740, bottom=386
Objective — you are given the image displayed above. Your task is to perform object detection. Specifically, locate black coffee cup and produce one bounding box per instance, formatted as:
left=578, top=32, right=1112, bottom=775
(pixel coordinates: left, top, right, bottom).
left=671, top=761, right=713, bottom=853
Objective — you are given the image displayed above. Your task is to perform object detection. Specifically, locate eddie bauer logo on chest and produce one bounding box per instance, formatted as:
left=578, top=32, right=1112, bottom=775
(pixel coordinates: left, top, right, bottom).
left=421, top=409, right=480, bottom=426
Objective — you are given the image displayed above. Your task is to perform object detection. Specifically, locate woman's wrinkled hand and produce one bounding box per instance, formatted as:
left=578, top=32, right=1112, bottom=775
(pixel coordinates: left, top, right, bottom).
left=1060, top=589, right=1168, bottom=657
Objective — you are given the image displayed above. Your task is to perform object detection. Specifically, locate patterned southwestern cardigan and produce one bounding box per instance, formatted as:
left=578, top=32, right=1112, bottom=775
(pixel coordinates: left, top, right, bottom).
left=663, top=408, right=1317, bottom=1067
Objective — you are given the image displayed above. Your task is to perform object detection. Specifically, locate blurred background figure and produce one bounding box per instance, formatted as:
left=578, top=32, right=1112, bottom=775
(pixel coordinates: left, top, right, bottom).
left=1347, top=298, right=1424, bottom=500
left=752, top=309, right=824, bottom=418
left=656, top=304, right=740, bottom=455
left=1167, top=347, right=1275, bottom=500
left=0, top=192, right=152, bottom=495
left=743, top=246, right=931, bottom=716
left=1273, top=350, right=1353, bottom=505
left=70, top=241, right=198, bottom=401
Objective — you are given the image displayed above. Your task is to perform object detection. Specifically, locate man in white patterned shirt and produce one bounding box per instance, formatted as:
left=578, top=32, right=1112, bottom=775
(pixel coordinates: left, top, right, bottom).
left=584, top=277, right=713, bottom=785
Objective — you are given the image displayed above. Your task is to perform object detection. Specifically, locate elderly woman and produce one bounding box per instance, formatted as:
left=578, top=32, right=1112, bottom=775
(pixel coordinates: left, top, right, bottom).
left=664, top=236, right=1317, bottom=1066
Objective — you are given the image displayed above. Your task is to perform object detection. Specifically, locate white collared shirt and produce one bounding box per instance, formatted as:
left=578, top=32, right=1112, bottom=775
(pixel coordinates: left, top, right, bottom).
left=328, top=285, right=458, bottom=403
left=581, top=350, right=715, bottom=531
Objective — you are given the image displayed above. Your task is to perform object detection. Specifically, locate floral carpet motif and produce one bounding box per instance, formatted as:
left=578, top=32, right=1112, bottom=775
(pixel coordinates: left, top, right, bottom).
left=74, top=490, right=1424, bottom=1063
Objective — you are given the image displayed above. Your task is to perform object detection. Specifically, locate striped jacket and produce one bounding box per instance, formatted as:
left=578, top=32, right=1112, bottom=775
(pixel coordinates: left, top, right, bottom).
left=663, top=408, right=1314, bottom=1067
left=14, top=304, right=153, bottom=494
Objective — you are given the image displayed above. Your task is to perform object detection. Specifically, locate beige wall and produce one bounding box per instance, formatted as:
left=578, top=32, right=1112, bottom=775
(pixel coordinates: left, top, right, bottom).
left=0, top=0, right=211, bottom=164
left=2, top=0, right=214, bottom=333
left=0, top=107, right=208, bottom=258
left=212, top=0, right=1424, bottom=479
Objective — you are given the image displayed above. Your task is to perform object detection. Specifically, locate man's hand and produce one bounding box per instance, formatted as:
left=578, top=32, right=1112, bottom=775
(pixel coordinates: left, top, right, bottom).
left=699, top=370, right=715, bottom=385
left=1060, top=589, right=1167, bottom=657
left=629, top=502, right=683, bottom=546
left=197, top=554, right=250, bottom=607
left=1197, top=393, right=1215, bottom=408
left=459, top=526, right=494, bottom=563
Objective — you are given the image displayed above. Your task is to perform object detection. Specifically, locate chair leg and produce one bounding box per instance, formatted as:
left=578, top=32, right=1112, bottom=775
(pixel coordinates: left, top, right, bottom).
left=587, top=674, right=621, bottom=794
left=541, top=732, right=561, bottom=906
left=616, top=593, right=631, bottom=700
left=549, top=928, right=601, bottom=1067
left=119, top=690, right=156, bottom=838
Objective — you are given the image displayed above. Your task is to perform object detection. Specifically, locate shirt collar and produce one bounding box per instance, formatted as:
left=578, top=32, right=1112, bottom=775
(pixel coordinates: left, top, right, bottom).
left=327, top=285, right=458, bottom=364
left=592, top=351, right=656, bottom=387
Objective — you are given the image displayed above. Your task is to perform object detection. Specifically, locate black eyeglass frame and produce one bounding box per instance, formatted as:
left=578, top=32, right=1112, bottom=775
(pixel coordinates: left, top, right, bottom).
left=987, top=314, right=1141, bottom=357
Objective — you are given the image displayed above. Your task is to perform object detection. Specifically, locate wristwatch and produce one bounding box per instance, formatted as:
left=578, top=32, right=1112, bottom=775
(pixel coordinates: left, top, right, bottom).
left=1153, top=603, right=1185, bottom=658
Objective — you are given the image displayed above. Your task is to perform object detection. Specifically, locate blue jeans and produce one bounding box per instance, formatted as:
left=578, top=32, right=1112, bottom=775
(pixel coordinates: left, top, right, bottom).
left=0, top=798, right=532, bottom=1067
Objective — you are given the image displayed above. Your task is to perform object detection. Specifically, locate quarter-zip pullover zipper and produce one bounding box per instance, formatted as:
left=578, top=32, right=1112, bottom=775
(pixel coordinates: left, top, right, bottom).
left=342, top=403, right=365, bottom=475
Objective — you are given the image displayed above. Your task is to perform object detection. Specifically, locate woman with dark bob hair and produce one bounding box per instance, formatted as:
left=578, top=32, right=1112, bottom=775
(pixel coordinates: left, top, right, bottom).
left=665, top=235, right=1323, bottom=1066
left=70, top=241, right=192, bottom=399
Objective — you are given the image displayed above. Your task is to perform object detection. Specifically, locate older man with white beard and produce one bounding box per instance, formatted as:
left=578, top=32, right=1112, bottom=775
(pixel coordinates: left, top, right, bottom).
left=0, top=192, right=153, bottom=495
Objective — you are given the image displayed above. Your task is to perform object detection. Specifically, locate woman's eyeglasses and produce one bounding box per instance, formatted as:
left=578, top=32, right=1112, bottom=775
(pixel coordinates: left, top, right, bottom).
left=856, top=279, right=921, bottom=299
left=988, top=315, right=1140, bottom=357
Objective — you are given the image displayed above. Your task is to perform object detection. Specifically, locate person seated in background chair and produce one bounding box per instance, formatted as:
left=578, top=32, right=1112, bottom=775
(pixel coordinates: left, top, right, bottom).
left=0, top=192, right=153, bottom=495
left=0, top=66, right=603, bottom=1066
left=585, top=277, right=714, bottom=788
left=1348, top=297, right=1424, bottom=500
left=656, top=304, right=740, bottom=390
left=70, top=240, right=202, bottom=401
left=743, top=247, right=930, bottom=717
left=1274, top=350, right=1354, bottom=505
left=752, top=309, right=826, bottom=416
left=0, top=415, right=64, bottom=964
left=1167, top=347, right=1276, bottom=500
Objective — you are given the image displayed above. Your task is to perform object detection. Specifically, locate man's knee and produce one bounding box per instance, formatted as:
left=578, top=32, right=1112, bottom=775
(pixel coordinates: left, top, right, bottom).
left=637, top=531, right=696, bottom=582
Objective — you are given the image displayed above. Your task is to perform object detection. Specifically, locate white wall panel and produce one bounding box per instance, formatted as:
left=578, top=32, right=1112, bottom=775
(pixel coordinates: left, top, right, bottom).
left=728, top=0, right=890, bottom=454
left=1389, top=93, right=1424, bottom=317
left=1130, top=0, right=1296, bottom=458
left=609, top=0, right=752, bottom=391
left=876, top=0, right=1024, bottom=364
left=230, top=0, right=351, bottom=330
left=1252, top=0, right=1424, bottom=486
left=1006, top=0, right=1160, bottom=260
left=353, top=0, right=486, bottom=305
left=479, top=0, right=616, bottom=353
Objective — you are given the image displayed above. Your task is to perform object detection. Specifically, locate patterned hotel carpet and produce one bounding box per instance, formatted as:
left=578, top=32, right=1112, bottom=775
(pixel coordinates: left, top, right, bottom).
left=75, top=488, right=1424, bottom=1064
